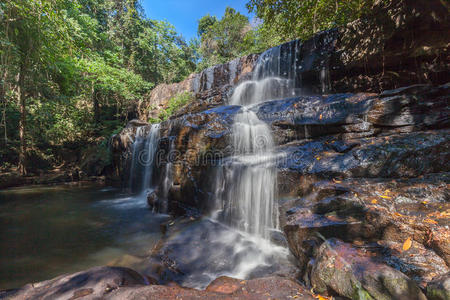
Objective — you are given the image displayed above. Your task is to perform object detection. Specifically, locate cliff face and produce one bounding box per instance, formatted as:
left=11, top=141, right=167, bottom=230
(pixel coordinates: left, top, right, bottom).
left=138, top=55, right=258, bottom=121
left=109, top=0, right=450, bottom=298
left=114, top=0, right=449, bottom=198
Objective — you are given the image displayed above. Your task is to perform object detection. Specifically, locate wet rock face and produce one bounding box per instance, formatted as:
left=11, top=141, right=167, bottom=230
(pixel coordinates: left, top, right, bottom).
left=331, top=0, right=449, bottom=93
left=113, top=82, right=449, bottom=214
left=244, top=0, right=449, bottom=95
left=144, top=218, right=298, bottom=289
left=110, top=120, right=150, bottom=184
left=310, top=239, right=427, bottom=300
left=281, top=175, right=450, bottom=290
left=154, top=83, right=449, bottom=213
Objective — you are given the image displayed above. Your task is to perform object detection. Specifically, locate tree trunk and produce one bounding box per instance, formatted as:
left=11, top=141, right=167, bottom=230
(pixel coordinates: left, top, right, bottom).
left=93, top=84, right=100, bottom=125
left=18, top=62, right=27, bottom=175
left=0, top=69, right=8, bottom=145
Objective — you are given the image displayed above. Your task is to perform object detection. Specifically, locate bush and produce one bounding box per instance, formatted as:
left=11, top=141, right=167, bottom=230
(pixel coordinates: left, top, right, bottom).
left=152, top=92, right=194, bottom=122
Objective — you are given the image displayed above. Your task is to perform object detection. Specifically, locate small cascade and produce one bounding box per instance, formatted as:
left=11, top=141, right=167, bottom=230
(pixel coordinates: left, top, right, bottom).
left=229, top=77, right=295, bottom=106
left=214, top=112, right=278, bottom=238
left=141, top=124, right=160, bottom=195
left=159, top=138, right=175, bottom=213
left=128, top=124, right=160, bottom=199
left=129, top=126, right=147, bottom=192
left=213, top=40, right=316, bottom=239
left=228, top=57, right=240, bottom=85
left=253, top=40, right=301, bottom=84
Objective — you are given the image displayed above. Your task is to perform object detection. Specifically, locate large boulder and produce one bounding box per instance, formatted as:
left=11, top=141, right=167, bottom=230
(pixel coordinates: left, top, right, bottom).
left=143, top=218, right=297, bottom=289
left=427, top=273, right=450, bottom=300
left=310, top=239, right=427, bottom=300
left=1, top=266, right=147, bottom=300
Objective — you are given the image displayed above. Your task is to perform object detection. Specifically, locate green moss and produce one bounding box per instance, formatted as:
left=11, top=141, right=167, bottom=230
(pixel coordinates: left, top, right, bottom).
left=148, top=117, right=163, bottom=124
left=158, top=92, right=194, bottom=121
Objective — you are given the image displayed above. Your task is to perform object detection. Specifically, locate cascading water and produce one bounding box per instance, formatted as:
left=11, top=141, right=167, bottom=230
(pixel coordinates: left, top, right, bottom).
left=165, top=44, right=304, bottom=288
left=212, top=41, right=305, bottom=239
left=124, top=42, right=307, bottom=289
left=129, top=124, right=160, bottom=202
left=214, top=109, right=278, bottom=239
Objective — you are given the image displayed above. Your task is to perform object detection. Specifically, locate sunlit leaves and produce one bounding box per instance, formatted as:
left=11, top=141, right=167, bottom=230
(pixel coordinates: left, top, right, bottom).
left=247, top=0, right=378, bottom=45
left=197, top=7, right=259, bottom=70
left=1, top=0, right=197, bottom=156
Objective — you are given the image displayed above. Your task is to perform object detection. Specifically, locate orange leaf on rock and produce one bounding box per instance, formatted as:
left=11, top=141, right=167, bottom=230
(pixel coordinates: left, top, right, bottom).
left=424, top=219, right=438, bottom=225
left=403, top=237, right=412, bottom=251
left=315, top=295, right=333, bottom=300
left=371, top=199, right=378, bottom=204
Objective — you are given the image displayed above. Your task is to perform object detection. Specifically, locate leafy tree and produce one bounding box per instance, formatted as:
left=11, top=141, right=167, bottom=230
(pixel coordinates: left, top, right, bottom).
left=197, top=7, right=258, bottom=70
left=0, top=0, right=197, bottom=175
left=197, top=14, right=218, bottom=37
left=247, top=0, right=378, bottom=45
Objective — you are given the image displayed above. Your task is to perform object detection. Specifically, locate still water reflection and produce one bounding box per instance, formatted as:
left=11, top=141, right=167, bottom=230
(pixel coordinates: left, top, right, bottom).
left=0, top=183, right=167, bottom=289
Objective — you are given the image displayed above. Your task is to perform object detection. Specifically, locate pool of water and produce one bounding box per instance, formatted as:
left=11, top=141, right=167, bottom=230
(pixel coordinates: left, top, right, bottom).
left=0, top=183, right=168, bottom=289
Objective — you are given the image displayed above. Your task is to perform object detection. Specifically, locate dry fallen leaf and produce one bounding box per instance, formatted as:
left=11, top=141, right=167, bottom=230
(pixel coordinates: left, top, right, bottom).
left=371, top=199, right=378, bottom=204
left=424, top=219, right=438, bottom=225
left=315, top=294, right=333, bottom=300
left=319, top=114, right=323, bottom=120
left=311, top=289, right=333, bottom=300
left=380, top=195, right=392, bottom=199
left=333, top=179, right=342, bottom=184
left=403, top=237, right=412, bottom=251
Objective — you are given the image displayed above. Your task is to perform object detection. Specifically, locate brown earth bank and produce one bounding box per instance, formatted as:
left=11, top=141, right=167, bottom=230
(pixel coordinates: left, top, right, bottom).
left=3, top=0, right=449, bottom=299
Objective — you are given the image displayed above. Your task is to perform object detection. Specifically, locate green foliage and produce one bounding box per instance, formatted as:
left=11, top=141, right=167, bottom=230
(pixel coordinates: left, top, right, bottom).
left=196, top=7, right=261, bottom=70
left=198, top=14, right=218, bottom=37
left=247, top=0, right=378, bottom=45
left=153, top=92, right=194, bottom=122
left=0, top=0, right=197, bottom=172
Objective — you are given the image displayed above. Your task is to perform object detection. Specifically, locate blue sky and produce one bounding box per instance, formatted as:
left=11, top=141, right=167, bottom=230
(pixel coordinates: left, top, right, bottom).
left=142, top=0, right=254, bottom=41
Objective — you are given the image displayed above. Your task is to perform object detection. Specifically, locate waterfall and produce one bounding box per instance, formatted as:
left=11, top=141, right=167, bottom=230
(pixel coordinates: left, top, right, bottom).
left=214, top=109, right=279, bottom=238
left=213, top=43, right=304, bottom=239
left=129, top=124, right=160, bottom=198
left=141, top=124, right=160, bottom=195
